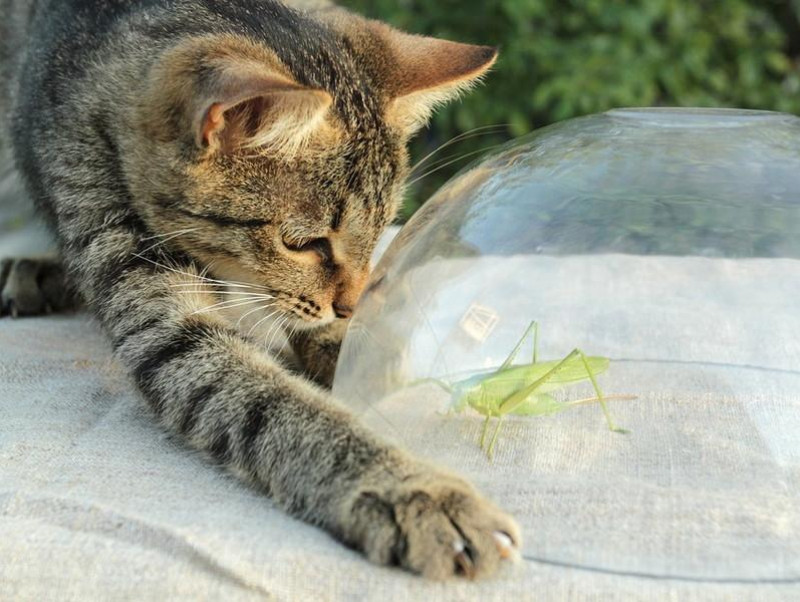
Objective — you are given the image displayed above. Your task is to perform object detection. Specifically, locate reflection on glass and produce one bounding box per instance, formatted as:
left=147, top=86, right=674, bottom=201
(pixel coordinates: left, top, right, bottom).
left=333, top=109, right=800, bottom=581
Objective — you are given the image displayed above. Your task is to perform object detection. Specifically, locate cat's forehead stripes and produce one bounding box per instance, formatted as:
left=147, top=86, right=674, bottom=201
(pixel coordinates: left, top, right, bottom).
left=330, top=206, right=343, bottom=231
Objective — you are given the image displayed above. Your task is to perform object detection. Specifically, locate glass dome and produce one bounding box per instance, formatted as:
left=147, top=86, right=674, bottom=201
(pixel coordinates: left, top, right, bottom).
left=333, top=108, right=800, bottom=581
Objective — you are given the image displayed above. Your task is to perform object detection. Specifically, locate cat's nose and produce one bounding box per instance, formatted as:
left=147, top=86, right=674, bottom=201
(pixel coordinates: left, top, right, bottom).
left=332, top=302, right=354, bottom=319
left=333, top=265, right=369, bottom=320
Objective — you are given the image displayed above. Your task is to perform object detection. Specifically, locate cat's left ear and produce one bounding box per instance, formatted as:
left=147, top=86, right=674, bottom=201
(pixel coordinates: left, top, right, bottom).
left=372, top=23, right=498, bottom=133
left=194, top=66, right=333, bottom=154
left=144, top=38, right=332, bottom=155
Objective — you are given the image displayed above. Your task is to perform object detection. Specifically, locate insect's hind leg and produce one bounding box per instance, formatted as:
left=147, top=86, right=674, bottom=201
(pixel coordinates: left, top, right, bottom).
left=0, top=256, right=76, bottom=317
left=487, top=415, right=505, bottom=459
left=498, top=348, right=583, bottom=416
left=576, top=349, right=627, bottom=433
left=479, top=414, right=492, bottom=451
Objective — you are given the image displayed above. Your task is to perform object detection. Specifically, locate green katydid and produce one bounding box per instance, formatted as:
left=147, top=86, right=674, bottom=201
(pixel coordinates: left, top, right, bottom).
left=425, top=321, right=631, bottom=458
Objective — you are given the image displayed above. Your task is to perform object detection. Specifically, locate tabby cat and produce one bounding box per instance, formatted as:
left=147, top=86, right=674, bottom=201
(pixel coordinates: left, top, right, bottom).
left=0, top=0, right=520, bottom=579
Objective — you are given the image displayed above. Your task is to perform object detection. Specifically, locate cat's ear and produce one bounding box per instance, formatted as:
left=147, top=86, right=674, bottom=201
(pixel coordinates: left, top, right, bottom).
left=144, top=38, right=332, bottom=155
left=195, top=66, right=332, bottom=154
left=372, top=23, right=498, bottom=133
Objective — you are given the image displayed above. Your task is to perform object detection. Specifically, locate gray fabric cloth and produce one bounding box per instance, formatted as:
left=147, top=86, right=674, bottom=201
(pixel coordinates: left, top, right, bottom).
left=1, top=188, right=798, bottom=601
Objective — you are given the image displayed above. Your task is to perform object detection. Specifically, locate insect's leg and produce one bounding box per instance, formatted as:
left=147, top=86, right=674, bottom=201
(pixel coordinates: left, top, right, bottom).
left=577, top=349, right=627, bottom=433
left=499, top=320, right=538, bottom=371
left=487, top=415, right=505, bottom=459
left=479, top=414, right=492, bottom=450
left=498, top=349, right=582, bottom=415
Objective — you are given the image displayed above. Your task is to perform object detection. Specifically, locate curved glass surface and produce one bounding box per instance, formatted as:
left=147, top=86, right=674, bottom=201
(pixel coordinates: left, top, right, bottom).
left=333, top=108, right=800, bottom=581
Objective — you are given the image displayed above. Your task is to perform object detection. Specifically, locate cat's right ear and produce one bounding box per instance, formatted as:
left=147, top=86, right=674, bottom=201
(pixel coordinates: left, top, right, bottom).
left=143, top=38, right=332, bottom=156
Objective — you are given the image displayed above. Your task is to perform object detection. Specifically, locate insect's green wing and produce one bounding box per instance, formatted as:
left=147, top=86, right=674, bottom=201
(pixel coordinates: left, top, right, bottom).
left=504, top=356, right=612, bottom=417
left=466, top=378, right=515, bottom=417
left=487, top=356, right=610, bottom=391
left=508, top=394, right=567, bottom=416
left=446, top=355, right=610, bottom=417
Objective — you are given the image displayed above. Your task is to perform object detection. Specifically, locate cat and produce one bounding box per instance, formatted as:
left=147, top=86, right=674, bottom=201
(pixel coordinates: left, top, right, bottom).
left=0, top=0, right=520, bottom=579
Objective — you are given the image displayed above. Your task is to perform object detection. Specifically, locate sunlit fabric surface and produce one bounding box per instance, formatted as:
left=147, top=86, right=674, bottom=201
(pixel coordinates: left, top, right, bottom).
left=2, top=117, right=799, bottom=600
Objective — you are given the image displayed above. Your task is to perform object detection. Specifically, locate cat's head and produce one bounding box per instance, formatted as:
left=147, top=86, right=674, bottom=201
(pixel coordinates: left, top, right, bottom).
left=133, top=8, right=496, bottom=328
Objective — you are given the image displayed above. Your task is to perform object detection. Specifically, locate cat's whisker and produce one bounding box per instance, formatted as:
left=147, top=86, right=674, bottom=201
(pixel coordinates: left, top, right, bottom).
left=171, top=286, right=276, bottom=299
left=275, top=315, right=294, bottom=348
left=210, top=293, right=275, bottom=304
left=201, top=277, right=276, bottom=292
left=349, top=320, right=377, bottom=351
left=415, top=143, right=503, bottom=175
left=261, top=314, right=284, bottom=350
left=247, top=306, right=285, bottom=340
left=178, top=296, right=276, bottom=315
left=410, top=124, right=507, bottom=172
left=139, top=227, right=204, bottom=254
left=266, top=314, right=291, bottom=352
left=235, top=301, right=277, bottom=329
left=134, top=254, right=274, bottom=293
left=203, top=296, right=273, bottom=310
left=190, top=297, right=271, bottom=316
left=170, top=271, right=275, bottom=292
left=141, top=227, right=203, bottom=242
left=409, top=124, right=509, bottom=174
left=171, top=282, right=274, bottom=294
left=407, top=143, right=506, bottom=187
left=134, top=255, right=239, bottom=287
left=349, top=321, right=383, bottom=358
left=286, top=320, right=300, bottom=352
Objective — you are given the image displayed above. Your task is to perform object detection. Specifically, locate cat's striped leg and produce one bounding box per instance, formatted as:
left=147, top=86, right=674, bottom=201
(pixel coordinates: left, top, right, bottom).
left=289, top=319, right=348, bottom=388
left=66, top=222, right=520, bottom=579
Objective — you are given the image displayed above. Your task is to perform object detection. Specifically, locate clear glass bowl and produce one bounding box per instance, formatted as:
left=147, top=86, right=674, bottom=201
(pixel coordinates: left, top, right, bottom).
left=333, top=108, right=800, bottom=581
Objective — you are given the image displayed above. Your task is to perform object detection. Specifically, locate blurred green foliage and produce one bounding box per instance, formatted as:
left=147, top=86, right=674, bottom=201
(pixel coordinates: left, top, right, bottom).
left=341, top=0, right=800, bottom=219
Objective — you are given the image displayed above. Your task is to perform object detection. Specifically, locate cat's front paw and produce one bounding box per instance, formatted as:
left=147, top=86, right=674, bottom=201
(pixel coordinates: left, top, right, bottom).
left=345, top=469, right=521, bottom=580
left=0, top=257, right=74, bottom=317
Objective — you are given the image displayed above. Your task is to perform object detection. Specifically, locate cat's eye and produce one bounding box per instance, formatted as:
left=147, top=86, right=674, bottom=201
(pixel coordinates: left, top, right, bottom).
left=283, top=237, right=333, bottom=263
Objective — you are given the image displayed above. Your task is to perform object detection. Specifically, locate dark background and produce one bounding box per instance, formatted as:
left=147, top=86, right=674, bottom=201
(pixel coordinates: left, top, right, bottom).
left=341, top=0, right=800, bottom=219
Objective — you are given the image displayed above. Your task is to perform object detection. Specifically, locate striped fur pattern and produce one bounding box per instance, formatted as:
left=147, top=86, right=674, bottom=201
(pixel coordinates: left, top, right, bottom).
left=0, top=0, right=520, bottom=579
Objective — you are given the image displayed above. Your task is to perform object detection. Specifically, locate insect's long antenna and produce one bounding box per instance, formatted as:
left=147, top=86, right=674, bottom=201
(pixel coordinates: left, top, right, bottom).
left=408, top=281, right=452, bottom=380
left=408, top=377, right=454, bottom=394
left=499, top=320, right=538, bottom=371
left=566, top=394, right=638, bottom=407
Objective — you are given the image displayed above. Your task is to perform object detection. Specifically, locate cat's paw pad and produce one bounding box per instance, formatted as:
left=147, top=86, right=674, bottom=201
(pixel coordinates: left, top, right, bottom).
left=0, top=257, right=73, bottom=318
left=350, top=472, right=521, bottom=580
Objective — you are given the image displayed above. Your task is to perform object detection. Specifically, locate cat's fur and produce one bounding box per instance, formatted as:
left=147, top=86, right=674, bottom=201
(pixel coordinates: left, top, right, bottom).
left=0, top=0, right=520, bottom=579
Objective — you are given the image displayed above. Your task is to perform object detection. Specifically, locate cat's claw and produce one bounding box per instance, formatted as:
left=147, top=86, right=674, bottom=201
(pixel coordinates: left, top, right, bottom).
left=348, top=470, right=521, bottom=580
left=493, top=530, right=517, bottom=560
left=453, top=541, right=476, bottom=579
